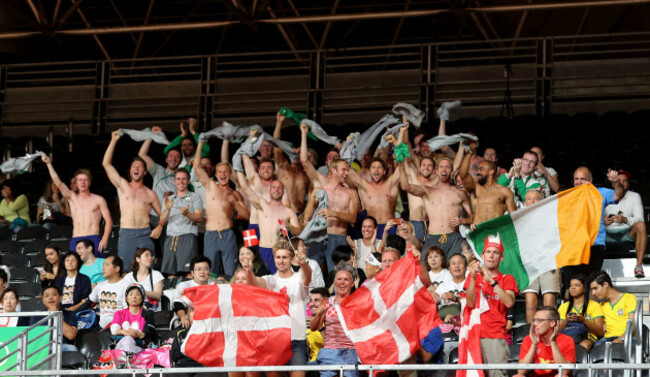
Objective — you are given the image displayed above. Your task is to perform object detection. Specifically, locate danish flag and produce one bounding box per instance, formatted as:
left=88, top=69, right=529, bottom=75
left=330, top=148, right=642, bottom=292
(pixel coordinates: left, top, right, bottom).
left=337, top=252, right=442, bottom=364
left=278, top=219, right=289, bottom=239
left=457, top=290, right=490, bottom=377
left=181, top=284, right=292, bottom=367
left=243, top=229, right=259, bottom=247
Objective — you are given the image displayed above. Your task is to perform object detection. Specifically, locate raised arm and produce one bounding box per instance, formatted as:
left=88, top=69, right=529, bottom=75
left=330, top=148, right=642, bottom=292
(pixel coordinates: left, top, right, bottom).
left=273, top=112, right=288, bottom=167
left=458, top=144, right=476, bottom=193
left=302, top=190, right=319, bottom=225
left=346, top=168, right=367, bottom=192
left=138, top=126, right=162, bottom=171
left=242, top=154, right=261, bottom=188
left=41, top=154, right=72, bottom=200
left=398, top=162, right=427, bottom=198
left=236, top=171, right=263, bottom=211
left=300, top=123, right=325, bottom=185
left=608, top=169, right=625, bottom=202
left=193, top=141, right=212, bottom=188
left=188, top=117, right=210, bottom=158
left=102, top=130, right=126, bottom=189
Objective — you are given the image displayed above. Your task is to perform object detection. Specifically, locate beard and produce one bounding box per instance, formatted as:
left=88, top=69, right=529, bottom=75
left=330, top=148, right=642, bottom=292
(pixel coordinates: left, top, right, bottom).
left=478, top=175, right=487, bottom=185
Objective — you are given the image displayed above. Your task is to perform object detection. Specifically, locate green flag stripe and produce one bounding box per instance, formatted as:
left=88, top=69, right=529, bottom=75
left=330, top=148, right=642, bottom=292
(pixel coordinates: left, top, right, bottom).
left=468, top=213, right=530, bottom=291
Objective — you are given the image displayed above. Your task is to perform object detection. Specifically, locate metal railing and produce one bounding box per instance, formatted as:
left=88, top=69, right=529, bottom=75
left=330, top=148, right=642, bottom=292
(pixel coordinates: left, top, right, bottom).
left=0, top=312, right=62, bottom=372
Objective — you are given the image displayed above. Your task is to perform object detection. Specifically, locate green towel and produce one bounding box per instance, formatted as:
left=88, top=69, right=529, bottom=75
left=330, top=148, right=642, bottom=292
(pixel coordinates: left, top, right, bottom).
left=279, top=107, right=317, bottom=141
left=394, top=143, right=410, bottom=163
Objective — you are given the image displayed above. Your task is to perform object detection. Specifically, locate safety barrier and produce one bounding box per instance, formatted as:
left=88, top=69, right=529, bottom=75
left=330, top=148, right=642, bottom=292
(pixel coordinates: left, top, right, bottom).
left=0, top=311, right=62, bottom=372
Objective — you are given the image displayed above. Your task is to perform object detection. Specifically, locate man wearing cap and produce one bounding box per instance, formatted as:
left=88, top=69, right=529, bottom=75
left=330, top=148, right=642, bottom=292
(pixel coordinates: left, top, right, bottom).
left=465, top=234, right=517, bottom=377
left=604, top=170, right=646, bottom=278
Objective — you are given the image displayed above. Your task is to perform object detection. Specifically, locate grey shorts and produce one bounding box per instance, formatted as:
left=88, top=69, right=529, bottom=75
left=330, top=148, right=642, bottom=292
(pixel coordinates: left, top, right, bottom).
left=480, top=338, right=509, bottom=377
left=522, top=269, right=561, bottom=295
left=411, top=221, right=427, bottom=243
left=204, top=229, right=238, bottom=276
left=422, top=232, right=465, bottom=262
left=162, top=234, right=198, bottom=275
left=118, top=228, right=155, bottom=273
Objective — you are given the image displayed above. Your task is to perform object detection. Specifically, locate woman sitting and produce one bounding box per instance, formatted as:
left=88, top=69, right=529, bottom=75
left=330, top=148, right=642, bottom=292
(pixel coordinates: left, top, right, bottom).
left=0, top=288, right=29, bottom=326
left=124, top=248, right=164, bottom=311
left=424, top=246, right=452, bottom=299
left=558, top=274, right=604, bottom=351
left=312, top=262, right=360, bottom=377
left=0, top=179, right=31, bottom=233
left=234, top=245, right=269, bottom=277
left=40, top=245, right=63, bottom=284
left=109, top=283, right=156, bottom=351
left=54, top=251, right=92, bottom=311
left=36, top=180, right=68, bottom=230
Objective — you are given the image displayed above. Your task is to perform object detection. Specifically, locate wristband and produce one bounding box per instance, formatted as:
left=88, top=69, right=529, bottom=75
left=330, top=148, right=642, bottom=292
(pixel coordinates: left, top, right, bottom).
left=490, top=280, right=499, bottom=288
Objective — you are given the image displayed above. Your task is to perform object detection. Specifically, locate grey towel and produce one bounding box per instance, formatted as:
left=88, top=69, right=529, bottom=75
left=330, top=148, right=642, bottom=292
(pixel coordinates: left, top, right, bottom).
left=436, top=100, right=462, bottom=122
left=122, top=128, right=170, bottom=145
left=261, top=132, right=298, bottom=163
left=232, top=131, right=264, bottom=172
left=199, top=122, right=251, bottom=143
left=0, top=151, right=44, bottom=174
left=392, top=103, right=425, bottom=128
left=426, top=132, right=478, bottom=152
left=298, top=189, right=329, bottom=243
left=378, top=123, right=407, bottom=149
left=301, top=119, right=341, bottom=146
left=340, top=115, right=399, bottom=163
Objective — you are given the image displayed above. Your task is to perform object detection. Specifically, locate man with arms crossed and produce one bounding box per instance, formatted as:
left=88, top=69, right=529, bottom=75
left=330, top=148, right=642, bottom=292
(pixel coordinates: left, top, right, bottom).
left=515, top=307, right=575, bottom=377
left=103, top=130, right=162, bottom=272
left=194, top=141, right=249, bottom=275
left=465, top=235, right=517, bottom=377
left=41, top=155, right=112, bottom=254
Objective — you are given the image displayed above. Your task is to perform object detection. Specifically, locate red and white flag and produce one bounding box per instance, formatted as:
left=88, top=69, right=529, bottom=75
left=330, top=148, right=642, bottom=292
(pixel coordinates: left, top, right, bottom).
left=337, top=252, right=442, bottom=364
left=277, top=219, right=289, bottom=239
left=243, top=229, right=259, bottom=247
left=457, top=290, right=490, bottom=377
left=180, top=284, right=292, bottom=367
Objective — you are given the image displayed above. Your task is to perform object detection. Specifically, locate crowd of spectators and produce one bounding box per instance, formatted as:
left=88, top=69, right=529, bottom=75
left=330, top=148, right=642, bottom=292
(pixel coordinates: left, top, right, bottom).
left=0, top=105, right=646, bottom=374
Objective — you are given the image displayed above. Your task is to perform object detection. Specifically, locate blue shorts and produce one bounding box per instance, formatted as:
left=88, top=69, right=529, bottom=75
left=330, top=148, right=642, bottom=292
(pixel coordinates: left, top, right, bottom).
left=605, top=228, right=635, bottom=243
left=288, top=339, right=308, bottom=366
left=316, top=348, right=359, bottom=377
left=259, top=246, right=276, bottom=274
left=70, top=234, right=102, bottom=257
left=375, top=223, right=397, bottom=239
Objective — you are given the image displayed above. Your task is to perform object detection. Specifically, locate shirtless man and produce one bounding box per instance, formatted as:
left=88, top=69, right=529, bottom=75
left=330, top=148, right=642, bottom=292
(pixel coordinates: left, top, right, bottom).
left=42, top=155, right=112, bottom=255
left=237, top=169, right=301, bottom=274
left=347, top=157, right=400, bottom=238
left=404, top=157, right=437, bottom=242
left=399, top=158, right=473, bottom=260
left=459, top=146, right=517, bottom=225
left=103, top=130, right=163, bottom=272
left=194, top=141, right=249, bottom=275
left=274, top=112, right=310, bottom=213
left=303, top=158, right=359, bottom=272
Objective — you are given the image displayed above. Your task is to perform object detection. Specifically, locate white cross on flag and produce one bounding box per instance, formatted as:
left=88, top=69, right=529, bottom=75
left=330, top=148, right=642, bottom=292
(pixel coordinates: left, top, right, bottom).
left=243, top=229, right=259, bottom=247
left=180, top=284, right=292, bottom=366
left=337, top=252, right=442, bottom=364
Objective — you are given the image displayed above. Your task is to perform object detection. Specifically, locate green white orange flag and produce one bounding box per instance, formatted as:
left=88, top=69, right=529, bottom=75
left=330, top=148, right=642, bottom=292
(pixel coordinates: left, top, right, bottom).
left=466, top=184, right=603, bottom=292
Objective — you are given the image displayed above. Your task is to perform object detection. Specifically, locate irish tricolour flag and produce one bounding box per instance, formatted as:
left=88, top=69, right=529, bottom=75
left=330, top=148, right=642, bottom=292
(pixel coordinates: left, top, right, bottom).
left=467, top=184, right=603, bottom=291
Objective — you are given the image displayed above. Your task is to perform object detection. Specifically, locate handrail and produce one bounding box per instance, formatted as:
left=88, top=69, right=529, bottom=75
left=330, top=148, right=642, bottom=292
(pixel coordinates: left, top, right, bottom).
left=0, top=311, right=62, bottom=371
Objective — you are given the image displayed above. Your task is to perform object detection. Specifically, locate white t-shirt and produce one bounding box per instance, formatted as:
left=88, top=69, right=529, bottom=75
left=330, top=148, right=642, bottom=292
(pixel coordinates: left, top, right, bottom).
left=88, top=279, right=130, bottom=328
left=428, top=269, right=452, bottom=292
left=435, top=279, right=466, bottom=299
left=263, top=271, right=309, bottom=341
left=307, top=258, right=325, bottom=290
left=355, top=239, right=381, bottom=274
left=124, top=270, right=164, bottom=293
left=61, top=276, right=76, bottom=305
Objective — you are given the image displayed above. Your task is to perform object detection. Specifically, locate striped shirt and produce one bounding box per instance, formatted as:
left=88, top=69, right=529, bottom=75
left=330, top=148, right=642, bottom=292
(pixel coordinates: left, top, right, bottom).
left=323, top=297, right=355, bottom=349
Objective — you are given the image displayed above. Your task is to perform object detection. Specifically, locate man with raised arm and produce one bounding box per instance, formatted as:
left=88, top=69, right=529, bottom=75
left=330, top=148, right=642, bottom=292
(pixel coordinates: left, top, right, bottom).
left=237, top=157, right=301, bottom=274
left=194, top=140, right=249, bottom=276
left=459, top=144, right=517, bottom=226
left=399, top=157, right=473, bottom=260
left=41, top=155, right=112, bottom=255
left=274, top=112, right=311, bottom=213
left=138, top=126, right=184, bottom=227
left=302, top=153, right=359, bottom=271
left=346, top=157, right=400, bottom=238
left=300, top=124, right=329, bottom=189
left=164, top=117, right=210, bottom=169
left=102, top=130, right=163, bottom=272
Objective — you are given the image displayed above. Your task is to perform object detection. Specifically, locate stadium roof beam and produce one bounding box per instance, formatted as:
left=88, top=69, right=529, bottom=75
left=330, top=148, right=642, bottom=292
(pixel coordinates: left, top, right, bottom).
left=70, top=0, right=112, bottom=62
left=56, top=0, right=84, bottom=27
left=1, top=0, right=650, bottom=40
left=131, top=0, right=156, bottom=63
left=319, top=0, right=340, bottom=49
left=285, top=0, right=319, bottom=49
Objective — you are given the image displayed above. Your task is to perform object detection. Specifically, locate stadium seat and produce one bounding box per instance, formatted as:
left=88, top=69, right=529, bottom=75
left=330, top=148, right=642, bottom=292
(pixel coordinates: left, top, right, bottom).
left=28, top=253, right=47, bottom=268
left=643, top=325, right=649, bottom=361
left=161, top=295, right=171, bottom=311
left=23, top=239, right=48, bottom=255
left=154, top=310, right=174, bottom=330
left=61, top=351, right=86, bottom=370
left=576, top=345, right=589, bottom=363
left=16, top=226, right=48, bottom=243
left=590, top=342, right=626, bottom=363
left=49, top=239, right=71, bottom=252
left=75, top=330, right=103, bottom=367
left=513, top=324, right=530, bottom=344
left=447, top=346, right=459, bottom=364
left=0, top=227, right=13, bottom=241
left=3, top=253, right=30, bottom=268
left=157, top=329, right=178, bottom=347
left=20, top=297, right=45, bottom=312
left=48, top=224, right=73, bottom=241
left=15, top=282, right=42, bottom=299
left=0, top=240, right=22, bottom=254
left=8, top=266, right=40, bottom=283
left=508, top=343, right=521, bottom=363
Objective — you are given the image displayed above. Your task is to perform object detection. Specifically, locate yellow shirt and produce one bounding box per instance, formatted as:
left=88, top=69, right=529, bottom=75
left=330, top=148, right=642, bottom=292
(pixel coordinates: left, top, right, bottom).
left=600, top=293, right=637, bottom=338
left=306, top=329, right=324, bottom=362
left=558, top=300, right=604, bottom=341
